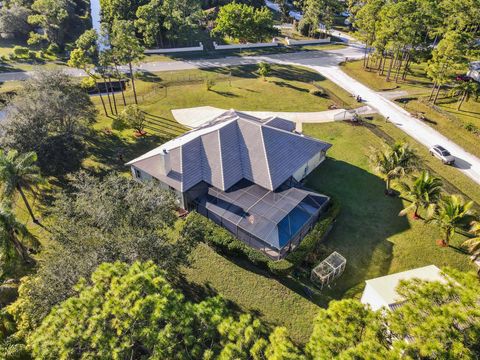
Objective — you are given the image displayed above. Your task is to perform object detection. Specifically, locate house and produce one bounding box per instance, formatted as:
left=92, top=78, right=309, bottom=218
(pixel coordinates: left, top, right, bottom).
left=467, top=61, right=480, bottom=83
left=126, top=110, right=332, bottom=259
left=360, top=265, right=445, bottom=311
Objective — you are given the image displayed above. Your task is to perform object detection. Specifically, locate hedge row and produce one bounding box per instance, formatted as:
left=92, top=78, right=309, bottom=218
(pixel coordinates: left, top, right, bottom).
left=180, top=201, right=340, bottom=276
left=285, top=202, right=341, bottom=267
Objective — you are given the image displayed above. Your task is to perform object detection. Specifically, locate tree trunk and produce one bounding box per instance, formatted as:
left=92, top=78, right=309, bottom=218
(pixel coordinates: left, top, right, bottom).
left=103, top=77, right=114, bottom=114
left=108, top=77, right=118, bottom=115
left=363, top=43, right=368, bottom=69
left=429, top=81, right=437, bottom=101
left=386, top=53, right=397, bottom=82
left=129, top=62, right=138, bottom=105
left=457, top=91, right=466, bottom=110
left=402, top=53, right=411, bottom=80
left=96, top=81, right=108, bottom=116
left=394, top=52, right=405, bottom=83
left=433, top=85, right=441, bottom=104
left=114, top=64, right=127, bottom=106
left=17, top=185, right=38, bottom=224
left=10, top=231, right=29, bottom=262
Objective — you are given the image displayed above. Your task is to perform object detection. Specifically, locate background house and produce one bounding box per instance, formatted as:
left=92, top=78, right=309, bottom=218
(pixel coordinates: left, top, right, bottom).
left=361, top=265, right=445, bottom=311
left=127, top=110, right=332, bottom=259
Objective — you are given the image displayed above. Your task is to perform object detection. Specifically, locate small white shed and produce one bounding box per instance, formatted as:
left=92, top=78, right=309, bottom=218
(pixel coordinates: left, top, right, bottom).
left=360, top=265, right=445, bottom=311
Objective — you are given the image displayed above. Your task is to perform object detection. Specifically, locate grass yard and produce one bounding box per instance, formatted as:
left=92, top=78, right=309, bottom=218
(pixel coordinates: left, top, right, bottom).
left=341, top=60, right=480, bottom=158
left=182, top=244, right=323, bottom=344
left=87, top=64, right=357, bottom=172
left=303, top=121, right=472, bottom=298
left=181, top=119, right=475, bottom=344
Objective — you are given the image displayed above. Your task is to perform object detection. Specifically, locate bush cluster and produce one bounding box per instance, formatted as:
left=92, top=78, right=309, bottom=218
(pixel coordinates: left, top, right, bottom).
left=181, top=200, right=340, bottom=276
left=309, top=88, right=326, bottom=97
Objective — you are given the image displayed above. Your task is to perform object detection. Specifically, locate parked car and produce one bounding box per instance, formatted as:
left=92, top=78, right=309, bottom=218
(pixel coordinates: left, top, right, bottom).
left=429, top=145, right=455, bottom=165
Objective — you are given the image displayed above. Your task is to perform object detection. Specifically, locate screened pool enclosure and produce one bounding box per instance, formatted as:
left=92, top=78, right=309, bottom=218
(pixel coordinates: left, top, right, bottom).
left=195, top=179, right=330, bottom=259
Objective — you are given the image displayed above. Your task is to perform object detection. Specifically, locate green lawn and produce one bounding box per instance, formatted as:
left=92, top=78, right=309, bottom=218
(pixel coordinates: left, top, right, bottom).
left=87, top=64, right=357, bottom=171
left=181, top=119, right=474, bottom=344
left=341, top=60, right=480, bottom=158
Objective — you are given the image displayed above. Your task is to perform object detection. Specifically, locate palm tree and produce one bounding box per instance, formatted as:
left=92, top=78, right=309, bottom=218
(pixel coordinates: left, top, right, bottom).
left=0, top=203, right=39, bottom=263
left=0, top=150, right=43, bottom=224
left=369, top=142, right=419, bottom=195
left=399, top=171, right=443, bottom=219
left=449, top=80, right=480, bottom=110
left=462, top=221, right=480, bottom=266
left=427, top=195, right=474, bottom=246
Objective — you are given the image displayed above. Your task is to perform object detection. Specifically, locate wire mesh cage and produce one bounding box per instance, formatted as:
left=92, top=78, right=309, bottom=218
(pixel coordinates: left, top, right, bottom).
left=311, top=252, right=346, bottom=289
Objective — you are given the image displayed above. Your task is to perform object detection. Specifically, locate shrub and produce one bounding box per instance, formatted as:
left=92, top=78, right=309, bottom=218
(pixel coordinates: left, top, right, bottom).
left=268, top=260, right=294, bottom=276
left=47, top=43, right=60, bottom=55
left=181, top=200, right=340, bottom=276
left=258, top=62, right=271, bottom=80
left=309, top=88, right=325, bottom=97
left=465, top=122, right=479, bottom=135
left=286, top=202, right=340, bottom=267
left=205, top=78, right=216, bottom=91
left=180, top=212, right=272, bottom=270
left=12, top=46, right=29, bottom=59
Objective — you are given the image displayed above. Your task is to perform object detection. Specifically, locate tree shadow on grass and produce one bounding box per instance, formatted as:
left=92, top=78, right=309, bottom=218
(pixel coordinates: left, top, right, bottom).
left=271, top=80, right=309, bottom=93
left=136, top=71, right=162, bottom=83
left=203, top=64, right=326, bottom=84
left=85, top=130, right=169, bottom=175
left=304, top=158, right=409, bottom=299
left=210, top=89, right=239, bottom=97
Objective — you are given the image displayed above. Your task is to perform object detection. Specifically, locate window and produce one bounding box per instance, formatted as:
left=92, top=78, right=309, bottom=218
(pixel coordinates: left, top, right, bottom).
left=134, top=169, right=142, bottom=179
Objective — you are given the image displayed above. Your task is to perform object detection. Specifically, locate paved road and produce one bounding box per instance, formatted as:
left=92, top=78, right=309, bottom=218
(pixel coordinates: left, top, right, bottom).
left=1, top=46, right=479, bottom=184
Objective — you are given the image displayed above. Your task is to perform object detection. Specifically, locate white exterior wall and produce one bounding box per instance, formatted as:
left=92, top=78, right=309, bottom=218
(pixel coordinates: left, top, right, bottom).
left=292, top=151, right=326, bottom=181
left=285, top=37, right=331, bottom=46
left=213, top=41, right=279, bottom=50
left=361, top=284, right=389, bottom=311
left=144, top=43, right=203, bottom=54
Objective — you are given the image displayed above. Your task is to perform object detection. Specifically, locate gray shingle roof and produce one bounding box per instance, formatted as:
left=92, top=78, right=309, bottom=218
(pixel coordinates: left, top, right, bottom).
left=127, top=110, right=331, bottom=192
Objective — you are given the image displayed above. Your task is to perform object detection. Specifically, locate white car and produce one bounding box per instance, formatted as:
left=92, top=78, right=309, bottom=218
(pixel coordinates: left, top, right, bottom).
left=429, top=145, right=455, bottom=165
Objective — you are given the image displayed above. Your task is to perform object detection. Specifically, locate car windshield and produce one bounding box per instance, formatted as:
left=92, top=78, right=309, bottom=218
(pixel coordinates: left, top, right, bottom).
left=441, top=150, right=451, bottom=156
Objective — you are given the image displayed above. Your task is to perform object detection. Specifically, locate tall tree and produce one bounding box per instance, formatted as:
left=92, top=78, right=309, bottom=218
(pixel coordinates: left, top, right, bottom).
left=0, top=71, right=96, bottom=176
left=0, top=150, right=43, bottom=225
left=0, top=3, right=31, bottom=39
left=26, top=261, right=300, bottom=359
left=369, top=142, right=419, bottom=194
left=27, top=0, right=74, bottom=46
left=68, top=29, right=110, bottom=116
left=388, top=268, right=480, bottom=358
left=399, top=170, right=443, bottom=219
left=6, top=173, right=183, bottom=334
left=448, top=80, right=480, bottom=110
left=110, top=20, right=144, bottom=104
left=0, top=203, right=39, bottom=264
left=212, top=3, right=276, bottom=43
left=427, top=31, right=469, bottom=104
left=306, top=299, right=390, bottom=359
left=134, top=0, right=164, bottom=48
left=427, top=194, right=474, bottom=246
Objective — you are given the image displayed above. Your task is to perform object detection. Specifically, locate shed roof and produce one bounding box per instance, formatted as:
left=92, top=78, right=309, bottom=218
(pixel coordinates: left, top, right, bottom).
left=364, top=265, right=445, bottom=307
